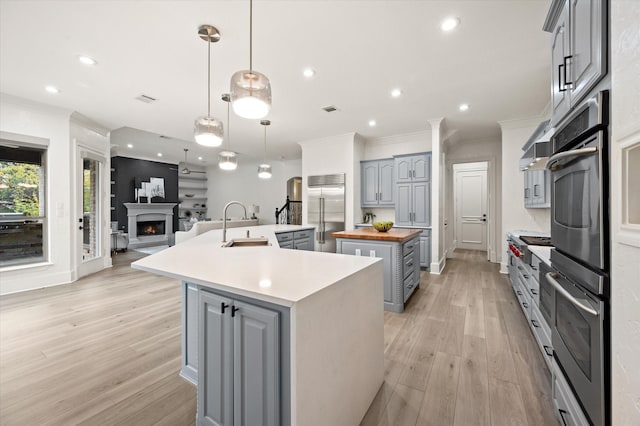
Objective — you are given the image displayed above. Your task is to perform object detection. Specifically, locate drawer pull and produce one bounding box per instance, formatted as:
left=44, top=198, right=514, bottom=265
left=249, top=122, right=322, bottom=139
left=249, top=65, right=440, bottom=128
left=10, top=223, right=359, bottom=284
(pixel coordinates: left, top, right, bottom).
left=543, top=345, right=553, bottom=357
left=531, top=289, right=538, bottom=295
left=559, top=408, right=568, bottom=426
left=522, top=302, right=529, bottom=308
left=523, top=274, right=530, bottom=279
left=531, top=319, right=540, bottom=328
left=516, top=290, right=523, bottom=296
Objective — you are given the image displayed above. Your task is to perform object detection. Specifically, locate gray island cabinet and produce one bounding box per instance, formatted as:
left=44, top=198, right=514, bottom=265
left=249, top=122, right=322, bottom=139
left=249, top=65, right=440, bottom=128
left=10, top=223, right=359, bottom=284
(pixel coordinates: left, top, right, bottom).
left=131, top=224, right=385, bottom=426
left=333, top=227, right=422, bottom=313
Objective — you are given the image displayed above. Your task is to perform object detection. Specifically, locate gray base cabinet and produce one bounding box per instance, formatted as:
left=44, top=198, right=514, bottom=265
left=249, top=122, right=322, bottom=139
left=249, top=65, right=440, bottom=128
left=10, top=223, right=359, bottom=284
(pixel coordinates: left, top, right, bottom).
left=419, top=230, right=431, bottom=269
left=275, top=228, right=314, bottom=251
left=198, top=289, right=280, bottom=426
left=180, top=282, right=199, bottom=385
left=336, top=236, right=420, bottom=313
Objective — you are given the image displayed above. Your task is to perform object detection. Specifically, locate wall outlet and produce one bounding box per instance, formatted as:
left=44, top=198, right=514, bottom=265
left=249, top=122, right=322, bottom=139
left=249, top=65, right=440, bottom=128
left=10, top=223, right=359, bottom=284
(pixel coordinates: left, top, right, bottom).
left=355, top=249, right=361, bottom=256
left=369, top=250, right=376, bottom=257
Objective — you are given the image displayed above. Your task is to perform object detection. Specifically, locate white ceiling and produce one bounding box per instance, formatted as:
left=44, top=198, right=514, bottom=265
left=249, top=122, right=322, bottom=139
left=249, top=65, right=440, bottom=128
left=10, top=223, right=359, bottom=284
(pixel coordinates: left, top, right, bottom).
left=0, top=0, right=551, bottom=165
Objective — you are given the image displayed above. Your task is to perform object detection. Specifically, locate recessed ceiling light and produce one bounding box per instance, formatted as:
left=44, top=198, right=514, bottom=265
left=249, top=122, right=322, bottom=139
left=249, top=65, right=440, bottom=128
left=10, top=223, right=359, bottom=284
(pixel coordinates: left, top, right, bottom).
left=198, top=156, right=203, bottom=161
left=157, top=153, right=163, bottom=157
left=78, top=55, right=97, bottom=66
left=368, top=120, right=377, bottom=127
left=45, top=85, right=59, bottom=94
left=303, top=68, right=315, bottom=78
left=127, top=144, right=133, bottom=148
left=459, top=103, right=470, bottom=111
left=441, top=17, right=460, bottom=32
left=391, top=88, right=402, bottom=98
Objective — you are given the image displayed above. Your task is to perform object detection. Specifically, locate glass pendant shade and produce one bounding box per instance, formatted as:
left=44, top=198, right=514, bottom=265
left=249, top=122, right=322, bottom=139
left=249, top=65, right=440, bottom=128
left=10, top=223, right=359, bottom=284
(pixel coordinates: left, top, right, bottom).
left=194, top=116, right=224, bottom=147
left=218, top=151, right=237, bottom=170
left=258, top=164, right=272, bottom=179
left=230, top=70, right=271, bottom=119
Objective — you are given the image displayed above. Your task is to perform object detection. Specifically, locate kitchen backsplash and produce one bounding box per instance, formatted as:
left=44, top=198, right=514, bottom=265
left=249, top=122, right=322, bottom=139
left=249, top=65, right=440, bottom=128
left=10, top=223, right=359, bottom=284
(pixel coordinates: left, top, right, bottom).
left=361, top=207, right=395, bottom=223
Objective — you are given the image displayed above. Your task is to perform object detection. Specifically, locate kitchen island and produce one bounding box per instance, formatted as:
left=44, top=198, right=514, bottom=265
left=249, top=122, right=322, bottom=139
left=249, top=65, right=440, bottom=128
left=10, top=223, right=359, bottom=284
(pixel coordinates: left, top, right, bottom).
left=333, top=227, right=422, bottom=312
left=131, top=224, right=384, bottom=426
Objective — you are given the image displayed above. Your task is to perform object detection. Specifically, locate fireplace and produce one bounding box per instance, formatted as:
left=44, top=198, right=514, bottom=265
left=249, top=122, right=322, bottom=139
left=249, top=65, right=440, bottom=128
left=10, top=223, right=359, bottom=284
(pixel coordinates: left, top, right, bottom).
left=137, top=221, right=165, bottom=236
left=124, top=203, right=177, bottom=249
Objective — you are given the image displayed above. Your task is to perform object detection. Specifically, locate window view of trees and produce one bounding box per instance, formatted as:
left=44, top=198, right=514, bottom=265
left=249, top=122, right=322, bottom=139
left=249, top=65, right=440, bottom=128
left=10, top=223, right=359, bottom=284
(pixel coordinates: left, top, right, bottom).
left=0, top=161, right=41, bottom=216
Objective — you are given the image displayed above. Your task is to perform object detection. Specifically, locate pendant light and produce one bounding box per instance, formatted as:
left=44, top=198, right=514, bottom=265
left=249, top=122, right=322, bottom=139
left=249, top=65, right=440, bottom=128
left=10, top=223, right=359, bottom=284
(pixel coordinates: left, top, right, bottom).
left=218, top=94, right=238, bottom=170
left=230, top=0, right=272, bottom=119
left=258, top=120, right=272, bottom=179
left=194, top=25, right=224, bottom=147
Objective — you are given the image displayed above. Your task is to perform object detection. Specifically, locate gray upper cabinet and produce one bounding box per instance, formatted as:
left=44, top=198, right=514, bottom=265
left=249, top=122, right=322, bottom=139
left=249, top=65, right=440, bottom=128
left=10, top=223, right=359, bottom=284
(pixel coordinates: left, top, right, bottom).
left=395, top=181, right=431, bottom=227
left=524, top=170, right=550, bottom=209
left=551, top=1, right=571, bottom=125
left=198, top=290, right=280, bottom=426
left=394, top=153, right=430, bottom=183
left=569, top=0, right=606, bottom=105
left=360, top=159, right=394, bottom=207
left=548, top=0, right=607, bottom=126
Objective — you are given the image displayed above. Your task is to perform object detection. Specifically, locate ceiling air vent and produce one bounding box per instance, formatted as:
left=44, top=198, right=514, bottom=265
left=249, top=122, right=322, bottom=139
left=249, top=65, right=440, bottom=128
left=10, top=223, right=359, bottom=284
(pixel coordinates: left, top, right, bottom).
left=322, top=105, right=338, bottom=113
left=135, top=94, right=158, bottom=104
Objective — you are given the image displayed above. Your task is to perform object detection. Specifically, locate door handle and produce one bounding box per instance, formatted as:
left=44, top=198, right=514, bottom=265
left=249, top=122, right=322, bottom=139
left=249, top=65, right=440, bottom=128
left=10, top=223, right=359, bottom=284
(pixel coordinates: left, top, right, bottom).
left=558, top=409, right=569, bottom=426
left=79, top=226, right=83, bottom=230
left=546, top=272, right=599, bottom=316
left=546, top=146, right=598, bottom=170
left=563, top=55, right=573, bottom=87
left=558, top=64, right=567, bottom=92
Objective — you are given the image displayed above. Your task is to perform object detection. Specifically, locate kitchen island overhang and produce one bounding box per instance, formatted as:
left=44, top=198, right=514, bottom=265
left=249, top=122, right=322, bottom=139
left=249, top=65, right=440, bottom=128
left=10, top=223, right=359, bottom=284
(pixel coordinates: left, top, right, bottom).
left=131, top=224, right=384, bottom=426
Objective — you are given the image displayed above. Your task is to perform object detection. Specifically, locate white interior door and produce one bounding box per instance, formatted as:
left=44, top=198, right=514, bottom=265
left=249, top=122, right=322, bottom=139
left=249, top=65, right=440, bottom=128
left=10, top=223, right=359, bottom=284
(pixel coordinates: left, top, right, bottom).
left=455, top=167, right=487, bottom=251
left=76, top=147, right=106, bottom=278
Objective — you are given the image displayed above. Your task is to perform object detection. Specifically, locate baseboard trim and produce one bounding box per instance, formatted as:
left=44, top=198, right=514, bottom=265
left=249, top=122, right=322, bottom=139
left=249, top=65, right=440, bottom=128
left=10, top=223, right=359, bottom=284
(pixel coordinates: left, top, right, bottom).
left=429, top=255, right=446, bottom=275
left=499, top=262, right=508, bottom=274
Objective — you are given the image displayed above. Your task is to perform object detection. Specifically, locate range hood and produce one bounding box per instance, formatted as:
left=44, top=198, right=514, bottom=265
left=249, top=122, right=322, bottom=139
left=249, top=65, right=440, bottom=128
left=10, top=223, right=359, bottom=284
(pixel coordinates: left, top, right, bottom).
left=519, top=120, right=555, bottom=171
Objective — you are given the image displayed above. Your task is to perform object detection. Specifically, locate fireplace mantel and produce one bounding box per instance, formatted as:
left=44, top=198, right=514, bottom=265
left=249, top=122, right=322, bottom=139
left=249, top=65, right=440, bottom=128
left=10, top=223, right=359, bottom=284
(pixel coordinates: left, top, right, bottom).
left=124, top=203, right=177, bottom=249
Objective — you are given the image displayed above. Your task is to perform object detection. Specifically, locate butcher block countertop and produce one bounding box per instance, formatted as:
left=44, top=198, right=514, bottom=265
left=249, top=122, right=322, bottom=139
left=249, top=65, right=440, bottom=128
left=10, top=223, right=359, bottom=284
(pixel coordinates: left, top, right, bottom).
left=332, top=227, right=422, bottom=242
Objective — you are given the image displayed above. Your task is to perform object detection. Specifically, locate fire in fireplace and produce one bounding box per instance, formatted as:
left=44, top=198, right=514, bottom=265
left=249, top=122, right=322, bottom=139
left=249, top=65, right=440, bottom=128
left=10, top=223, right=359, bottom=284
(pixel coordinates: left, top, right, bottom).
left=137, top=221, right=166, bottom=236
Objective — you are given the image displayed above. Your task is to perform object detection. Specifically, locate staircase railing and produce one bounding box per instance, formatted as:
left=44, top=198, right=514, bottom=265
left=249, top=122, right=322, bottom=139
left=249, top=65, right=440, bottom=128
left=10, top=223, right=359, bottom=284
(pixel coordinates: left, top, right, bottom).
left=275, top=196, right=302, bottom=225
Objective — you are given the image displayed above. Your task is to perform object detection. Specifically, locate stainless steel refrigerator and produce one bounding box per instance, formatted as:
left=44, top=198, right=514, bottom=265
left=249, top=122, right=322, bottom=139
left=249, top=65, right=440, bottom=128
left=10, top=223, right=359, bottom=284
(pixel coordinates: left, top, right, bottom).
left=307, top=173, right=345, bottom=253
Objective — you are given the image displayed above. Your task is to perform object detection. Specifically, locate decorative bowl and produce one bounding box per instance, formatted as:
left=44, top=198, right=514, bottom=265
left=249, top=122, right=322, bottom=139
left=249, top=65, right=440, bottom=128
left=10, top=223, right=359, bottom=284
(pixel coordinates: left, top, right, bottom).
left=373, top=221, right=393, bottom=232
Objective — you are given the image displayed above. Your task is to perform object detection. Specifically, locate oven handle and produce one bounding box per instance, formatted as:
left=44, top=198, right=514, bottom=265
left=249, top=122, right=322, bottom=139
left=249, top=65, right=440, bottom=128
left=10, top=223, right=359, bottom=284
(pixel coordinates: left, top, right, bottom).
left=546, top=272, right=599, bottom=317
left=545, top=146, right=598, bottom=170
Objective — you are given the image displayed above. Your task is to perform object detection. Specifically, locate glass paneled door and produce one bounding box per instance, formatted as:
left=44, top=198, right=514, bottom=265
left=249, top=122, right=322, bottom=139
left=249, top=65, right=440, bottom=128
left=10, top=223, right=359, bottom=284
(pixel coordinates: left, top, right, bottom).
left=82, top=158, right=100, bottom=260
left=76, top=148, right=106, bottom=278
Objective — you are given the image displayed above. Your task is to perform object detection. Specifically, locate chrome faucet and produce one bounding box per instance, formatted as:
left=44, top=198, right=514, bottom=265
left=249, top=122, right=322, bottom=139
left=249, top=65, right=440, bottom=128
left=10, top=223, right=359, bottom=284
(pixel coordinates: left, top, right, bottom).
left=222, top=201, right=247, bottom=243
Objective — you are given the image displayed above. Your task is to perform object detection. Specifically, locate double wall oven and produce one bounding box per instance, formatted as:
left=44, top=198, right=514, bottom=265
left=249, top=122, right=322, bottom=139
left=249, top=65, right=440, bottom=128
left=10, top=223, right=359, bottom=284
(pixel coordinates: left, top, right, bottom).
left=545, top=90, right=609, bottom=426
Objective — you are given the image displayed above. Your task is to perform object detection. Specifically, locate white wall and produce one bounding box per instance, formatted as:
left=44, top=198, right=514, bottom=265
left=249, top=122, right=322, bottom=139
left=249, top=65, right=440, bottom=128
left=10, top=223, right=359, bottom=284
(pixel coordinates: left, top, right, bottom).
left=205, top=158, right=302, bottom=224
left=0, top=94, right=72, bottom=294
left=610, top=1, right=640, bottom=423
left=498, top=119, right=551, bottom=272
left=445, top=138, right=502, bottom=263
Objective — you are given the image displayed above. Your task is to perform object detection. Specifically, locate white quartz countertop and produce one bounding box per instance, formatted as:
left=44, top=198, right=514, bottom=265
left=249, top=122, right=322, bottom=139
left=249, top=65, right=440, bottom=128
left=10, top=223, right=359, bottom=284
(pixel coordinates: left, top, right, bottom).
left=529, top=246, right=552, bottom=266
left=131, top=224, right=380, bottom=307
left=506, top=229, right=551, bottom=239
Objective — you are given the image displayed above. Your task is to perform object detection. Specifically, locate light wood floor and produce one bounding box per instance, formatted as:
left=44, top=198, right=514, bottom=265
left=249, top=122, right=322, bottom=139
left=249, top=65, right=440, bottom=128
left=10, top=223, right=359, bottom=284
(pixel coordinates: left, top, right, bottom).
left=0, top=249, right=556, bottom=426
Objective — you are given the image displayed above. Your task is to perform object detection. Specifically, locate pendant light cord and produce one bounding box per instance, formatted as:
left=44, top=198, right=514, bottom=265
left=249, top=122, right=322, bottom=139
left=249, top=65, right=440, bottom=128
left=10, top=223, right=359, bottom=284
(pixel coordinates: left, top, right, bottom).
left=207, top=31, right=211, bottom=118
left=263, top=124, right=267, bottom=162
left=249, top=0, right=253, bottom=73
left=227, top=98, right=231, bottom=148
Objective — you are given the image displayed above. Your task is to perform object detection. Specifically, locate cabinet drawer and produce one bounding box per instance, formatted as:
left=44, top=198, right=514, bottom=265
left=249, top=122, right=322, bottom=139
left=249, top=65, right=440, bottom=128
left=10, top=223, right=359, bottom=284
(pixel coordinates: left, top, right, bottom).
left=293, top=229, right=314, bottom=241
left=402, top=238, right=416, bottom=256
left=530, top=305, right=553, bottom=371
left=403, top=252, right=416, bottom=278
left=279, top=240, right=294, bottom=249
left=403, top=271, right=417, bottom=302
left=514, top=278, right=531, bottom=320
left=293, top=238, right=312, bottom=251
left=275, top=231, right=293, bottom=242
left=552, top=360, right=590, bottom=426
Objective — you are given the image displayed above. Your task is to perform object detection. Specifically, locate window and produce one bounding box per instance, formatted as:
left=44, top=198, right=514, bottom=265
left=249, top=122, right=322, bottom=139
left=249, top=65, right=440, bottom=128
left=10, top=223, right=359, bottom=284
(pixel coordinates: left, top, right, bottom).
left=0, top=143, right=47, bottom=267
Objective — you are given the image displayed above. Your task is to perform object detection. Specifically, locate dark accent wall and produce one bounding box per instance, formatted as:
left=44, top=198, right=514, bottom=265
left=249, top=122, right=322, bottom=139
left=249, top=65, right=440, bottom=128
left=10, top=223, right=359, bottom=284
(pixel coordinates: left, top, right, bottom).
left=111, top=156, right=179, bottom=233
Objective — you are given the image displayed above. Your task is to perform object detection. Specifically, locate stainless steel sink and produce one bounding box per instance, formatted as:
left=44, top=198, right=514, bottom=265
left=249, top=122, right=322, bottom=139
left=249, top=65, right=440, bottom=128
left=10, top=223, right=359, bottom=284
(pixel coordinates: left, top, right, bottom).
left=222, top=237, right=270, bottom=247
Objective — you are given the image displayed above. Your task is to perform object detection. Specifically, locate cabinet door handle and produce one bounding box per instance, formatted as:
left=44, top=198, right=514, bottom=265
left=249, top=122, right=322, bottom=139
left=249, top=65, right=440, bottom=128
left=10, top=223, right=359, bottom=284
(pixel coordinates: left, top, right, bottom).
left=531, top=319, right=540, bottom=328
left=558, top=409, right=568, bottom=426
left=524, top=187, right=530, bottom=198
left=221, top=302, right=229, bottom=314
left=563, top=55, right=573, bottom=87
left=534, top=184, right=540, bottom=197
left=543, top=345, right=553, bottom=357
left=231, top=306, right=240, bottom=317
left=558, top=64, right=567, bottom=92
